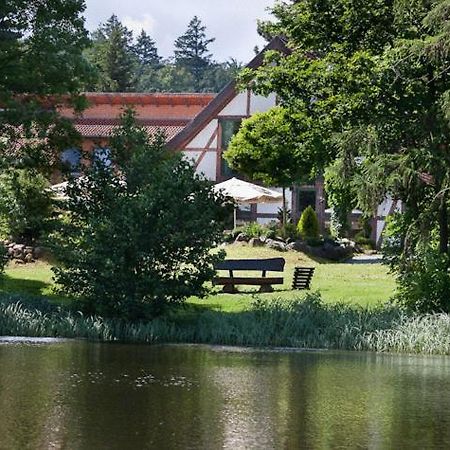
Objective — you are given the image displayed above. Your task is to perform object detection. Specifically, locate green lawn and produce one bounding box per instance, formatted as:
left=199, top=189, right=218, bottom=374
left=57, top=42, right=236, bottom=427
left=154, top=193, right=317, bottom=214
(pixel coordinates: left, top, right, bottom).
left=189, top=244, right=396, bottom=312
left=0, top=244, right=396, bottom=312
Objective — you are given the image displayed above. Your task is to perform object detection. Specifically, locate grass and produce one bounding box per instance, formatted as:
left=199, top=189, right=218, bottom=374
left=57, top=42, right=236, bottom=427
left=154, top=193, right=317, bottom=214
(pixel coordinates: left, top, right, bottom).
left=2, top=292, right=450, bottom=355
left=0, top=245, right=396, bottom=313
left=1, top=250, right=449, bottom=355
left=189, top=244, right=396, bottom=312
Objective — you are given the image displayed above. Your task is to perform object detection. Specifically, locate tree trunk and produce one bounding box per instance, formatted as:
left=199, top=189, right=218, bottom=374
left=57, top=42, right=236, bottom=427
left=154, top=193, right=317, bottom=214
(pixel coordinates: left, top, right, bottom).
left=439, top=191, right=449, bottom=254
left=282, top=187, right=287, bottom=226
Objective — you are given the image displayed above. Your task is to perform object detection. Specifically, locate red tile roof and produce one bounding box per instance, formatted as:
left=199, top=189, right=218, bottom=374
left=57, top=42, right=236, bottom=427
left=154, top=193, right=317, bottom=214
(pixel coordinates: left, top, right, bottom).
left=73, top=118, right=187, bottom=139
left=60, top=93, right=216, bottom=142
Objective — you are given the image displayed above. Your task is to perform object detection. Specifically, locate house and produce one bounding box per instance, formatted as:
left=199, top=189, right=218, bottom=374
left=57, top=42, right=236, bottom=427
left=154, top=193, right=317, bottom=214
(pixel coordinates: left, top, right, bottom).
left=60, top=37, right=391, bottom=245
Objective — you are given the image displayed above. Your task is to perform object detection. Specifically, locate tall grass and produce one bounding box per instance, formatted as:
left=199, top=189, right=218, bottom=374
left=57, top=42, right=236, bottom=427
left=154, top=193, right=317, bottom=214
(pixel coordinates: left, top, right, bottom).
left=1, top=293, right=450, bottom=355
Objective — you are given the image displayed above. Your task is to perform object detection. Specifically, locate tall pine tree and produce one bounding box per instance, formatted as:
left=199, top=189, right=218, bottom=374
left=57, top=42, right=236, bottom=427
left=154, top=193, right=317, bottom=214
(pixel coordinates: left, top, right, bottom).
left=134, top=30, right=160, bottom=67
left=86, top=15, right=136, bottom=92
left=174, top=16, right=215, bottom=91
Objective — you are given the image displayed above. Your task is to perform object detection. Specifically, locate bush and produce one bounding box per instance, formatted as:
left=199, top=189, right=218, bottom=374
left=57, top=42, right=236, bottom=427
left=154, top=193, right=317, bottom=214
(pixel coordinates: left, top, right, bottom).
left=0, top=169, right=53, bottom=243
left=279, top=221, right=298, bottom=240
left=394, top=246, right=450, bottom=313
left=50, top=110, right=230, bottom=320
left=241, top=222, right=266, bottom=238
left=354, top=233, right=375, bottom=249
left=297, top=206, right=320, bottom=240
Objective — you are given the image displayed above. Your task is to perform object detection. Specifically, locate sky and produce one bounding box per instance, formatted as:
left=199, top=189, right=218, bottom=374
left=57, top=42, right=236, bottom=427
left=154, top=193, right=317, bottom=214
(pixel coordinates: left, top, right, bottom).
left=83, top=0, right=276, bottom=63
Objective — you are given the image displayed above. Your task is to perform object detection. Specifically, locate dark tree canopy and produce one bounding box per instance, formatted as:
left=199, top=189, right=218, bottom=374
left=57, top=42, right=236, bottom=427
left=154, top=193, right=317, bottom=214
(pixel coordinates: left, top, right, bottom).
left=0, top=0, right=91, bottom=173
left=133, top=30, right=161, bottom=67
left=174, top=16, right=215, bottom=91
left=244, top=0, right=450, bottom=311
left=86, top=14, right=136, bottom=92
left=51, top=110, right=230, bottom=319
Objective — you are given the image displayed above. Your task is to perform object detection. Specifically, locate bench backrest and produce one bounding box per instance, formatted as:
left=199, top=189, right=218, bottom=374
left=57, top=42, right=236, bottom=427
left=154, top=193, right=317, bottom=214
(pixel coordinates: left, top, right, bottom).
left=215, top=258, right=285, bottom=272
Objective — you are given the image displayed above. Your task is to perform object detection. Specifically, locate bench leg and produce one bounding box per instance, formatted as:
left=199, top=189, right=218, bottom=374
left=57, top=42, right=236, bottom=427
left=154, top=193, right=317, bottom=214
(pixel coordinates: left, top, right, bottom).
left=259, top=284, right=274, bottom=293
left=223, top=284, right=238, bottom=294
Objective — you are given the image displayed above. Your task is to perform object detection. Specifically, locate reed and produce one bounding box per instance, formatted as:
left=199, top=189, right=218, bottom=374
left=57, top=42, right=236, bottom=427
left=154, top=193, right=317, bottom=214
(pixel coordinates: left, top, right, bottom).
left=1, top=293, right=449, bottom=355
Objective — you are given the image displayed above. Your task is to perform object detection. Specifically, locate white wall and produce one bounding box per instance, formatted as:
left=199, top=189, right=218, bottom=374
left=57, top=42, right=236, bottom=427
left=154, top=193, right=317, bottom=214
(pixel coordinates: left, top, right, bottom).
left=250, top=93, right=276, bottom=114
left=186, top=119, right=217, bottom=148
left=196, top=151, right=217, bottom=180
left=219, top=92, right=248, bottom=116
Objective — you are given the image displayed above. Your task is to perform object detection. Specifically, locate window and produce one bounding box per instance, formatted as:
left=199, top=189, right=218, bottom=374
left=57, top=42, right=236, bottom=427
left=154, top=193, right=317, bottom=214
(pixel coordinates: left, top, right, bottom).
left=93, top=147, right=112, bottom=168
left=298, top=189, right=316, bottom=214
left=61, top=148, right=81, bottom=175
left=220, top=119, right=242, bottom=178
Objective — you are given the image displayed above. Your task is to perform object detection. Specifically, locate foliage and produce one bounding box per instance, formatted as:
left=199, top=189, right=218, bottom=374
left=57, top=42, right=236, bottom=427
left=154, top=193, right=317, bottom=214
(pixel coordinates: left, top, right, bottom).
left=133, top=30, right=161, bottom=67
left=50, top=110, right=230, bottom=320
left=245, top=0, right=450, bottom=312
left=240, top=222, right=267, bottom=238
left=383, top=213, right=450, bottom=312
left=225, top=107, right=311, bottom=224
left=3, top=291, right=450, bottom=355
left=0, top=169, right=53, bottom=243
left=279, top=221, right=299, bottom=240
left=174, top=16, right=215, bottom=91
left=226, top=107, right=310, bottom=187
left=324, top=159, right=355, bottom=237
left=85, top=15, right=239, bottom=93
left=297, top=206, right=320, bottom=240
left=354, top=233, right=375, bottom=250
left=0, top=0, right=91, bottom=173
left=85, top=14, right=136, bottom=92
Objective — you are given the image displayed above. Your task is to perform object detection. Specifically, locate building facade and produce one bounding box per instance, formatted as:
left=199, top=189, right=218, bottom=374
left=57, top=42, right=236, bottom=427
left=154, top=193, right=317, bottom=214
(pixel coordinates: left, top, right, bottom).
left=61, top=37, right=392, bottom=244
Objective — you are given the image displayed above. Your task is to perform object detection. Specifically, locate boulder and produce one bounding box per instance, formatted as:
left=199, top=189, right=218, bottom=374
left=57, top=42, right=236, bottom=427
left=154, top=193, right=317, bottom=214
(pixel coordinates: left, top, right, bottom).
left=248, top=237, right=264, bottom=247
left=33, top=247, right=45, bottom=259
left=235, top=233, right=249, bottom=243
left=24, top=253, right=34, bottom=263
left=265, top=239, right=287, bottom=252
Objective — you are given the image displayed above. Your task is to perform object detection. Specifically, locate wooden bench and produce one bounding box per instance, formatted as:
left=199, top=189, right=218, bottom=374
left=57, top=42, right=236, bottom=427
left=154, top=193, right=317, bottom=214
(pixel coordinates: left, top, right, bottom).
left=213, top=258, right=285, bottom=293
left=292, top=267, right=315, bottom=290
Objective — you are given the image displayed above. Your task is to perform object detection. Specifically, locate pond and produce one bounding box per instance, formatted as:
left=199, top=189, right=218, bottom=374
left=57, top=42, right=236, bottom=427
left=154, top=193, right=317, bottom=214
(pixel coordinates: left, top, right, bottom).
left=1, top=339, right=450, bottom=449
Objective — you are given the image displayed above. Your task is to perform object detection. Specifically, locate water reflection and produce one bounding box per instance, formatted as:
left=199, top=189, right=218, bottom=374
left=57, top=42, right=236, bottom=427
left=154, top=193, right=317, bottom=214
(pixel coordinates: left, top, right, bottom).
left=0, top=343, right=450, bottom=449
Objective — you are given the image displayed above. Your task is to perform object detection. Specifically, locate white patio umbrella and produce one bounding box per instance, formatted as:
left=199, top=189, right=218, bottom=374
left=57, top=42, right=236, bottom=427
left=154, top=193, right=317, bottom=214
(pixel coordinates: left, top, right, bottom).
left=213, top=177, right=283, bottom=227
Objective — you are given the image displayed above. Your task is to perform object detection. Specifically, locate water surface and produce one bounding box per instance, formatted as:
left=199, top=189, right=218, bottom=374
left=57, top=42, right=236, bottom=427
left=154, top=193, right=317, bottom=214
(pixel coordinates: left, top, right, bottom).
left=1, top=339, right=450, bottom=449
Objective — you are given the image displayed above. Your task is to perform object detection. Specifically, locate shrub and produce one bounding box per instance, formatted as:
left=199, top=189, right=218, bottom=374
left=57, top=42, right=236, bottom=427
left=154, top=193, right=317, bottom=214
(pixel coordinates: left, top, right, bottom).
left=50, top=110, right=230, bottom=320
left=297, top=206, right=320, bottom=240
left=241, top=222, right=266, bottom=238
left=394, top=246, right=450, bottom=313
left=279, top=221, right=299, bottom=240
left=354, top=233, right=375, bottom=249
left=0, top=169, right=53, bottom=243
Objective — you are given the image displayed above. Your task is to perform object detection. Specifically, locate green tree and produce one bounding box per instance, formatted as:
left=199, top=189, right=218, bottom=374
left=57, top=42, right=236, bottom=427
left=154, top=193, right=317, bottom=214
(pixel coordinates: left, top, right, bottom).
left=0, top=0, right=91, bottom=173
left=225, top=107, right=312, bottom=225
left=297, top=206, right=320, bottom=240
left=51, top=110, right=229, bottom=319
left=0, top=0, right=90, bottom=259
left=243, top=0, right=450, bottom=311
left=86, top=14, right=136, bottom=92
left=0, top=169, right=52, bottom=243
left=174, top=16, right=215, bottom=91
left=133, top=30, right=161, bottom=67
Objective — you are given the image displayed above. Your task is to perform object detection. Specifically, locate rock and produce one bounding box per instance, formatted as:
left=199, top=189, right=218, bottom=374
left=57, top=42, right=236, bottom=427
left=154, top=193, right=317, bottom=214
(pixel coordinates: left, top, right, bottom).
left=15, top=259, right=25, bottom=265
left=24, top=246, right=33, bottom=254
left=24, top=253, right=33, bottom=263
left=235, top=233, right=249, bottom=243
left=33, top=247, right=45, bottom=259
left=248, top=237, right=264, bottom=247
left=13, top=244, right=25, bottom=251
left=288, top=240, right=308, bottom=252
left=7, top=247, right=14, bottom=256
left=265, top=239, right=287, bottom=252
